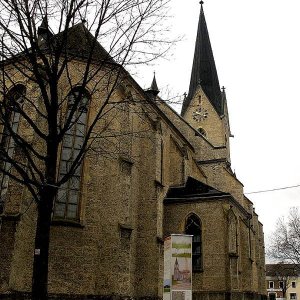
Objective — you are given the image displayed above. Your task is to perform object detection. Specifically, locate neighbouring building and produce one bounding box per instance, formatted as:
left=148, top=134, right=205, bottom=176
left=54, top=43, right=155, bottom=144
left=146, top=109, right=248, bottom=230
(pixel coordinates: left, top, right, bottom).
left=266, top=264, right=300, bottom=300
left=0, top=3, right=266, bottom=299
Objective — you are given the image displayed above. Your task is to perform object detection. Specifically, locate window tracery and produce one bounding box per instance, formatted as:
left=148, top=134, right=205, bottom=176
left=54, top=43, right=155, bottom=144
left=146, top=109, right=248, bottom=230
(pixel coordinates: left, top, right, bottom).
left=0, top=84, right=25, bottom=206
left=54, top=88, right=89, bottom=220
left=185, top=214, right=202, bottom=271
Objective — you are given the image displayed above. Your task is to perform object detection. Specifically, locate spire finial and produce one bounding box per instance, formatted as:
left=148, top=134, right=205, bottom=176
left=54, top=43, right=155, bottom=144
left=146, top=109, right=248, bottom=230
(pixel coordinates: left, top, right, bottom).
left=151, top=72, right=158, bottom=91
left=181, top=0, right=222, bottom=116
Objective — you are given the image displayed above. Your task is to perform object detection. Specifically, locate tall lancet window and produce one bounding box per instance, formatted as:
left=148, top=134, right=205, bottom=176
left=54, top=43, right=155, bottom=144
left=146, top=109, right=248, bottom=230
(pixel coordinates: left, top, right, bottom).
left=228, top=210, right=238, bottom=254
left=0, top=85, right=25, bottom=200
left=54, top=88, right=89, bottom=220
left=185, top=214, right=202, bottom=272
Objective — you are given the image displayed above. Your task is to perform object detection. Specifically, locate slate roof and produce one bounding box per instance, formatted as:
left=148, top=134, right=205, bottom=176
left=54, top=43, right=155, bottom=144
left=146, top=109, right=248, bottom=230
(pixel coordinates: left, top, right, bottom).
left=39, top=22, right=114, bottom=63
left=266, top=264, right=300, bottom=276
left=181, top=3, right=223, bottom=116
left=164, top=176, right=229, bottom=201
left=150, top=73, right=159, bottom=94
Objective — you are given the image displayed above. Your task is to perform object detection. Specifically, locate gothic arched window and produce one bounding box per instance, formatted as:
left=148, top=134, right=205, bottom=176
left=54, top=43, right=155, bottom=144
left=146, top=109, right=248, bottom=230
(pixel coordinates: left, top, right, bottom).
left=0, top=85, right=25, bottom=200
left=54, top=88, right=90, bottom=220
left=185, top=213, right=202, bottom=272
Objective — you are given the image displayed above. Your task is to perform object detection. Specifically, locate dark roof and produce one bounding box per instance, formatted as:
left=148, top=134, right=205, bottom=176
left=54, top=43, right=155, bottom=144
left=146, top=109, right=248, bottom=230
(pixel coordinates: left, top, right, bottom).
left=181, top=3, right=223, bottom=116
left=150, top=73, right=159, bottom=94
left=165, top=176, right=229, bottom=200
left=164, top=176, right=251, bottom=218
left=266, top=264, right=300, bottom=276
left=39, top=22, right=114, bottom=63
left=145, top=73, right=160, bottom=97
left=38, top=17, right=51, bottom=36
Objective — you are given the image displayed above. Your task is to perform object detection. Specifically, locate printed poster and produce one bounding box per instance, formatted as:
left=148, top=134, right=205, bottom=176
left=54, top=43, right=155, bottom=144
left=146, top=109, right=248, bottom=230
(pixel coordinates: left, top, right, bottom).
left=164, top=234, right=192, bottom=300
left=163, top=236, right=172, bottom=300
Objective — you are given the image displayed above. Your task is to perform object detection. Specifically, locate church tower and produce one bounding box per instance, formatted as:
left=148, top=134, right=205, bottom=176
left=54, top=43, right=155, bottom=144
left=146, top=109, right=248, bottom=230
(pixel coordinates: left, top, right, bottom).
left=181, top=2, right=232, bottom=163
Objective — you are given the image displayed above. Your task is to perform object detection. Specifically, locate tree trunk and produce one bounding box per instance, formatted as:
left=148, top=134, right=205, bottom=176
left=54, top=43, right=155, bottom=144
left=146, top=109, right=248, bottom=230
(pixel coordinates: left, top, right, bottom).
left=31, top=96, right=59, bottom=299
left=32, top=186, right=56, bottom=300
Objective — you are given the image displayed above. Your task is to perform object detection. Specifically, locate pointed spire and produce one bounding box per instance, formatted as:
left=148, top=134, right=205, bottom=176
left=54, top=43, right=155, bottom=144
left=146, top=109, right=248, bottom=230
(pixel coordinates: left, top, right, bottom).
left=39, top=17, right=47, bottom=29
left=221, top=86, right=226, bottom=113
left=150, top=72, right=159, bottom=95
left=38, top=17, right=50, bottom=35
left=181, top=2, right=223, bottom=116
left=145, top=72, right=160, bottom=100
left=38, top=17, right=53, bottom=44
left=221, top=86, right=233, bottom=138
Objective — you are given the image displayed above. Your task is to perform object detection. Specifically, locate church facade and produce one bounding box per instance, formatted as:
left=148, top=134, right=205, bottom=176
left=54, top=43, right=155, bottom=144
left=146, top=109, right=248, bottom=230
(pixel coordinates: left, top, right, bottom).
left=0, top=3, right=266, bottom=300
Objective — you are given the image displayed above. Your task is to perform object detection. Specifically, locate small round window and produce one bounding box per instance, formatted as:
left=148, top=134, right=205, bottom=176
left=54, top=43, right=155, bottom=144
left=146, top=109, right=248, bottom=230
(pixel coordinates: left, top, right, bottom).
left=198, top=127, right=207, bottom=137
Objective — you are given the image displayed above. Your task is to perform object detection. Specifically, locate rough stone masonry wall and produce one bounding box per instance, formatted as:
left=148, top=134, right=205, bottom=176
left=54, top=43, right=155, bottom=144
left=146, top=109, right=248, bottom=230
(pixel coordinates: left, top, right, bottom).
left=132, top=112, right=162, bottom=297
left=0, top=291, right=267, bottom=300
left=200, top=163, right=245, bottom=206
left=0, top=61, right=266, bottom=298
left=164, top=197, right=266, bottom=297
left=164, top=200, right=229, bottom=293
left=45, top=86, right=146, bottom=296
left=8, top=200, right=37, bottom=292
left=183, top=88, right=226, bottom=148
left=0, top=218, right=17, bottom=293
left=168, top=136, right=185, bottom=186
left=193, top=291, right=267, bottom=300
left=157, top=100, right=227, bottom=163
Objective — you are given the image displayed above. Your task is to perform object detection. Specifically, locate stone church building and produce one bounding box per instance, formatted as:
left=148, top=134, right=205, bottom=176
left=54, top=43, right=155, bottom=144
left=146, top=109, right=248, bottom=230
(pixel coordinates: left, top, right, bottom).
left=0, top=3, right=266, bottom=300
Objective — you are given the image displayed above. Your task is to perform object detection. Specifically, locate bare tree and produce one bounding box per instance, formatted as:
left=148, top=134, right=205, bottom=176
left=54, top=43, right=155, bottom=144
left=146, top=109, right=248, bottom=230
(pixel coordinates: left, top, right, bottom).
left=268, top=207, right=300, bottom=264
left=0, top=0, right=173, bottom=299
left=269, top=263, right=299, bottom=299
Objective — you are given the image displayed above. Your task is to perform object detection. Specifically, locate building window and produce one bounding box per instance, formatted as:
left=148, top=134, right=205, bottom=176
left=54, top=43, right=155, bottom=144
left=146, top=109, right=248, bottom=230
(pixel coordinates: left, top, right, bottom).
left=290, top=293, right=297, bottom=300
left=292, top=282, right=296, bottom=288
left=185, top=214, right=202, bottom=272
left=54, top=88, right=89, bottom=220
left=269, top=281, right=274, bottom=289
left=198, top=127, right=207, bottom=137
left=0, top=85, right=25, bottom=202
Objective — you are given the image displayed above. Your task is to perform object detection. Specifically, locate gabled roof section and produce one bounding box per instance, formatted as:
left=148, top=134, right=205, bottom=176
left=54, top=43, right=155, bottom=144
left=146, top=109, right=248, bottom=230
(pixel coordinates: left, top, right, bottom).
left=266, top=264, right=300, bottom=276
left=165, top=176, right=229, bottom=200
left=40, top=22, right=114, bottom=63
left=181, top=3, right=223, bottom=116
left=164, top=176, right=250, bottom=217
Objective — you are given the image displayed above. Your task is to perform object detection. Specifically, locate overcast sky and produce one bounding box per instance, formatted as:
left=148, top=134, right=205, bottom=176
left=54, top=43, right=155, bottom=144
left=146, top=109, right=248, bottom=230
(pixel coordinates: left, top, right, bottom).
left=134, top=0, right=300, bottom=250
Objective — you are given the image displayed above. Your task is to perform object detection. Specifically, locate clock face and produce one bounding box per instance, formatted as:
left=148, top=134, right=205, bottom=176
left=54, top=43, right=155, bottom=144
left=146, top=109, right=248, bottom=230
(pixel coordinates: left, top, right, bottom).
left=192, top=107, right=208, bottom=122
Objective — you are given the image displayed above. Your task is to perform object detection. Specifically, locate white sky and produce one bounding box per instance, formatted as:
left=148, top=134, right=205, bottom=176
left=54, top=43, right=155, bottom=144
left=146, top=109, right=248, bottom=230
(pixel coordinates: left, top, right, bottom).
left=133, top=0, right=300, bottom=248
